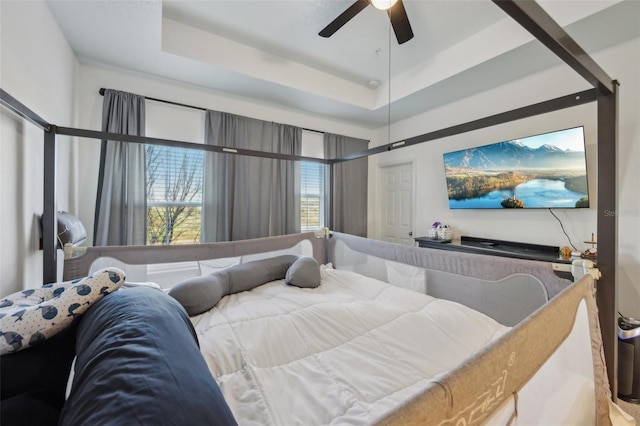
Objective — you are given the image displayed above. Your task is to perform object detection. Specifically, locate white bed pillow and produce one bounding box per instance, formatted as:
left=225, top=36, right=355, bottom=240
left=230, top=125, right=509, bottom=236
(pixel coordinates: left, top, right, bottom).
left=198, top=257, right=241, bottom=275
left=385, top=260, right=427, bottom=293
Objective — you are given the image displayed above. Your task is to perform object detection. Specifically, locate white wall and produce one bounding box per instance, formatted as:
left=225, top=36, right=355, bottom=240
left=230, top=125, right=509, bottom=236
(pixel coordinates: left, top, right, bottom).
left=74, top=62, right=376, bottom=245
left=603, top=38, right=640, bottom=319
left=0, top=1, right=77, bottom=295
left=368, top=37, right=640, bottom=318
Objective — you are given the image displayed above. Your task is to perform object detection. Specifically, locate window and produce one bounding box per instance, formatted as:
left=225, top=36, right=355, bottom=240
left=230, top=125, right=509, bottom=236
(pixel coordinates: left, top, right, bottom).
left=300, top=161, right=325, bottom=231
left=145, top=145, right=204, bottom=245
left=144, top=128, right=326, bottom=241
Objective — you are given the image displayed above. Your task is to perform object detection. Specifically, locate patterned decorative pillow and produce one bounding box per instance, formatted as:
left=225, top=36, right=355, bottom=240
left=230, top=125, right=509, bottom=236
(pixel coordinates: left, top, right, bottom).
left=0, top=267, right=125, bottom=355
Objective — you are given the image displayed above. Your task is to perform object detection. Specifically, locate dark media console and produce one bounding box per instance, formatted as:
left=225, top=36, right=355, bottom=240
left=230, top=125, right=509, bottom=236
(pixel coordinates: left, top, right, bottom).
left=414, top=235, right=570, bottom=264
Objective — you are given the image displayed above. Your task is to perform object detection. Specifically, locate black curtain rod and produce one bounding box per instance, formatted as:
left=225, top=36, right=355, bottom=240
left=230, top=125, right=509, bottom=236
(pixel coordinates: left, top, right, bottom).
left=99, top=87, right=206, bottom=111
left=98, top=88, right=326, bottom=135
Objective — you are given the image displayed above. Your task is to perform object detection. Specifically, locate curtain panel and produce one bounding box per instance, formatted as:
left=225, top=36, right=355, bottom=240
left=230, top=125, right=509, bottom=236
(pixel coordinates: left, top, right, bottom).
left=203, top=111, right=301, bottom=242
left=324, top=133, right=369, bottom=237
left=94, top=90, right=146, bottom=246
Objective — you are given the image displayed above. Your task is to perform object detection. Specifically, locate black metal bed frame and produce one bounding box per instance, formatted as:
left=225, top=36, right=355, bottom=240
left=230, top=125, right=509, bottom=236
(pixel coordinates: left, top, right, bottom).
left=0, top=0, right=619, bottom=396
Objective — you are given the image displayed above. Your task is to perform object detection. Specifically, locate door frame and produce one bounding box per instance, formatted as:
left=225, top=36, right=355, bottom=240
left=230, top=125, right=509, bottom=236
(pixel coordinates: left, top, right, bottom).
left=377, top=159, right=416, bottom=244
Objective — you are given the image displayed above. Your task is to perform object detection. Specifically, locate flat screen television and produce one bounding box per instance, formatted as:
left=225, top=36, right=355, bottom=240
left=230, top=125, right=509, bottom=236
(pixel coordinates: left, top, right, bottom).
left=443, top=126, right=589, bottom=209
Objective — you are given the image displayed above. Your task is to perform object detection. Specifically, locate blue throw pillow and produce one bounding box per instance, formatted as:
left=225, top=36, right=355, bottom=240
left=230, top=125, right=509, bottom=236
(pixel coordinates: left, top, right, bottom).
left=60, top=287, right=237, bottom=425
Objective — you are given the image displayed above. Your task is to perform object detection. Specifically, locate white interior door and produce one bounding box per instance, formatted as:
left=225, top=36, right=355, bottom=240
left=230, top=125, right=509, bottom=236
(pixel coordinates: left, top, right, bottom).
left=380, top=162, right=414, bottom=245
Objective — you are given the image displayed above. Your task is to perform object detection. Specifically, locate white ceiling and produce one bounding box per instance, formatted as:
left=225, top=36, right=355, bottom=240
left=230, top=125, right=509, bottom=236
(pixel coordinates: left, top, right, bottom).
left=46, top=0, right=639, bottom=128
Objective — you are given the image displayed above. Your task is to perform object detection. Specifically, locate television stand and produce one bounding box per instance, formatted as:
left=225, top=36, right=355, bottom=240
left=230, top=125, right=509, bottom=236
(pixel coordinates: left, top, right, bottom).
left=414, top=235, right=567, bottom=264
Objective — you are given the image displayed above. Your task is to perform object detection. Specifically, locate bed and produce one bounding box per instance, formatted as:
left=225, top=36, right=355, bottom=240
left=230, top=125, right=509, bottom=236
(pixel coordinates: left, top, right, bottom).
left=0, top=0, right=624, bottom=423
left=41, top=231, right=621, bottom=425
left=1, top=231, right=630, bottom=424
left=191, top=265, right=509, bottom=425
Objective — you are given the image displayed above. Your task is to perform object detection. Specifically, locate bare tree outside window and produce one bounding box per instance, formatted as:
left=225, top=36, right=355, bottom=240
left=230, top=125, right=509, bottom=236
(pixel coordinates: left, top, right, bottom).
left=146, top=145, right=204, bottom=245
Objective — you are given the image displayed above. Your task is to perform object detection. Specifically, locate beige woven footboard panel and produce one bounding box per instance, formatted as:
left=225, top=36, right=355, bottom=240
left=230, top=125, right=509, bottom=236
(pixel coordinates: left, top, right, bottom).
left=376, top=274, right=611, bottom=426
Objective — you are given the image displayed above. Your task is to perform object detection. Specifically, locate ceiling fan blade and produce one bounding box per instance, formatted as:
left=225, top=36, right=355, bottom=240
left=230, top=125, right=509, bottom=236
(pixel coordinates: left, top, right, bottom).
left=387, top=0, right=414, bottom=44
left=319, top=0, right=370, bottom=38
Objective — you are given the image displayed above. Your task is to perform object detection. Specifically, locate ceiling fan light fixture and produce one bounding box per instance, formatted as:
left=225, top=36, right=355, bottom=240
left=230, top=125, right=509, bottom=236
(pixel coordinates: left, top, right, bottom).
left=319, top=0, right=413, bottom=44
left=370, top=0, right=398, bottom=11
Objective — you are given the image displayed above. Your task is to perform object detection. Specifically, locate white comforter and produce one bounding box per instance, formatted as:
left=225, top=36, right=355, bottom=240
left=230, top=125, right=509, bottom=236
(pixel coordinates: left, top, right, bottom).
left=191, top=267, right=509, bottom=425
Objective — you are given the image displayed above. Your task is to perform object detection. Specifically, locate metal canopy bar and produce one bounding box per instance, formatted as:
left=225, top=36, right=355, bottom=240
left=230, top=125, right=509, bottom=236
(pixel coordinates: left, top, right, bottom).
left=42, top=128, right=57, bottom=284
left=597, top=83, right=619, bottom=398
left=492, top=0, right=615, bottom=94
left=0, top=88, right=51, bottom=131
left=333, top=88, right=597, bottom=163
left=54, top=126, right=330, bottom=164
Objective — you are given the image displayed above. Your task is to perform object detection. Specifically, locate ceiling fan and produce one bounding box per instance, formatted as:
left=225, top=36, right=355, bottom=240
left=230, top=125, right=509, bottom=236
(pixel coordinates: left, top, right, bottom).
left=319, top=0, right=414, bottom=45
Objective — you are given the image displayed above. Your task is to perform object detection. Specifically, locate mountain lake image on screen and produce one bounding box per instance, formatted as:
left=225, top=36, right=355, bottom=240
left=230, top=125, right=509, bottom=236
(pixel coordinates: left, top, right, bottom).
left=443, top=126, right=589, bottom=209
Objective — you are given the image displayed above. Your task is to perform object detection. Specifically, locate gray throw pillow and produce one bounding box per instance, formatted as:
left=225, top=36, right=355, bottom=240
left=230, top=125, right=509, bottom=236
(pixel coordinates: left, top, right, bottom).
left=285, top=256, right=321, bottom=289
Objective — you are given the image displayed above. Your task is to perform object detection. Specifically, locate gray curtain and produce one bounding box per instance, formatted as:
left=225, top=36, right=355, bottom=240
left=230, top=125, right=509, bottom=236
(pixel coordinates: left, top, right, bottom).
left=324, top=133, right=369, bottom=237
left=94, top=90, right=146, bottom=246
left=202, top=111, right=301, bottom=242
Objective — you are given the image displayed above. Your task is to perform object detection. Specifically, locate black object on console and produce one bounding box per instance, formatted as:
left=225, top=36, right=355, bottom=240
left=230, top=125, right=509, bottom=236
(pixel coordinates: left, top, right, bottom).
left=0, top=324, right=77, bottom=426
left=618, top=316, right=640, bottom=404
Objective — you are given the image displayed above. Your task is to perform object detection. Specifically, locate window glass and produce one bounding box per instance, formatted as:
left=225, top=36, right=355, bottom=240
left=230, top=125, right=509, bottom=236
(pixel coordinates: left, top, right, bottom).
left=301, top=161, right=325, bottom=231
left=146, top=145, right=204, bottom=244
left=300, top=129, right=326, bottom=231
left=143, top=127, right=328, bottom=241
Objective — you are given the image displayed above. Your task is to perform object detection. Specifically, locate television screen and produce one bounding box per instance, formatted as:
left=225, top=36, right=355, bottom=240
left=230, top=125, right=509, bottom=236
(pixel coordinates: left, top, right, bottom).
left=443, top=126, right=589, bottom=209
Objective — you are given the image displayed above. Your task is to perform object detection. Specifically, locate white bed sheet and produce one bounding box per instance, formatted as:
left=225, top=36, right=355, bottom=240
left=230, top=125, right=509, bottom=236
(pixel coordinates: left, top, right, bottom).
left=191, top=267, right=510, bottom=425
